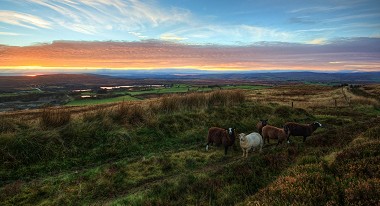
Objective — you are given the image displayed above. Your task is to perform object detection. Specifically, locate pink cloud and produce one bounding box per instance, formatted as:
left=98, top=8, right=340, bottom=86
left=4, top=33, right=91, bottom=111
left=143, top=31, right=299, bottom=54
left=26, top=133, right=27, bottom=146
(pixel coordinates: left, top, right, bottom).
left=0, top=38, right=379, bottom=72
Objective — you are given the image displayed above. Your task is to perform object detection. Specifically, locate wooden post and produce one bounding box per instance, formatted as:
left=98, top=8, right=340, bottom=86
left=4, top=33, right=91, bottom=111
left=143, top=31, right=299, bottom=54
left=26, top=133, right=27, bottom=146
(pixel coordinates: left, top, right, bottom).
left=291, top=102, right=294, bottom=108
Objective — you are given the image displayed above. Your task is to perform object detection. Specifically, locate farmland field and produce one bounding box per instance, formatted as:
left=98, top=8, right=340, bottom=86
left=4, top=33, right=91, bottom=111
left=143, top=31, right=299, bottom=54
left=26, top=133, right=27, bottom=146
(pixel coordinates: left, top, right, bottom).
left=65, top=95, right=140, bottom=106
left=1, top=84, right=379, bottom=205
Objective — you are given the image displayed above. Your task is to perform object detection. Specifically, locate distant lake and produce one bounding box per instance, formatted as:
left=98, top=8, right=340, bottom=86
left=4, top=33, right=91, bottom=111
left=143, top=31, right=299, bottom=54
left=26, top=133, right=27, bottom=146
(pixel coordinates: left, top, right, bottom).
left=100, top=85, right=164, bottom=90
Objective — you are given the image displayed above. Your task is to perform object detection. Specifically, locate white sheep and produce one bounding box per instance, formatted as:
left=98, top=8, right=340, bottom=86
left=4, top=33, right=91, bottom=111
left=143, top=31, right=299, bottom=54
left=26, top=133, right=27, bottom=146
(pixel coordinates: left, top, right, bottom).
left=239, top=132, right=263, bottom=158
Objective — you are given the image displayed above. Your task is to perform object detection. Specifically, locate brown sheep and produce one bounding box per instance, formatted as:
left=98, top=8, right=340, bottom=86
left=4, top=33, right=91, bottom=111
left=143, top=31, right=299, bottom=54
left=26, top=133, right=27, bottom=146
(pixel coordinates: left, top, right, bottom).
left=284, top=122, right=322, bottom=143
left=256, top=119, right=268, bottom=135
left=262, top=125, right=290, bottom=146
left=206, top=127, right=236, bottom=155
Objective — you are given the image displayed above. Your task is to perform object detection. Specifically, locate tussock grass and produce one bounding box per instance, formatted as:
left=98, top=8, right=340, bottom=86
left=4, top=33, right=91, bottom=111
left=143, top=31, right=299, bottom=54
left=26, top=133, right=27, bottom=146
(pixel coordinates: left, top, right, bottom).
left=0, top=118, right=24, bottom=133
left=160, top=90, right=245, bottom=113
left=111, top=101, right=147, bottom=126
left=41, top=108, right=71, bottom=128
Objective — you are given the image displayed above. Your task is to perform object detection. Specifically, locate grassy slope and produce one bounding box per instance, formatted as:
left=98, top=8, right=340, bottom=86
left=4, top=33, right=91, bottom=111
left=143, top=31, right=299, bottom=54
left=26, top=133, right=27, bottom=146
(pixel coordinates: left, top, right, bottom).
left=1, top=86, right=379, bottom=205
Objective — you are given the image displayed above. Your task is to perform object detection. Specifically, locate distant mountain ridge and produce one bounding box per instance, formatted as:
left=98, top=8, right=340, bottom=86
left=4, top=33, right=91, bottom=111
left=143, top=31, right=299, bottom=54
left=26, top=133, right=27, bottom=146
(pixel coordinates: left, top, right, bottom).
left=0, top=71, right=379, bottom=92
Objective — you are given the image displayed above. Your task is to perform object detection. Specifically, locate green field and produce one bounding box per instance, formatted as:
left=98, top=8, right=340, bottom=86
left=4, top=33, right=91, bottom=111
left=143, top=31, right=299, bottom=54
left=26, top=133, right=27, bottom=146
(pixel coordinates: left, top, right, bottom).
left=121, top=84, right=267, bottom=96
left=66, top=95, right=140, bottom=106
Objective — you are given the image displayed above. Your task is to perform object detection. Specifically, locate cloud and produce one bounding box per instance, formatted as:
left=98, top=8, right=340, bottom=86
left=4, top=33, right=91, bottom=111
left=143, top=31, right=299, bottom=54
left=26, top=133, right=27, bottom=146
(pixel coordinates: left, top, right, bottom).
left=0, top=10, right=51, bottom=29
left=307, top=38, right=327, bottom=45
left=160, top=33, right=188, bottom=41
left=289, top=17, right=316, bottom=24
left=129, top=32, right=148, bottom=39
left=166, top=24, right=292, bottom=44
left=289, top=6, right=349, bottom=14
left=0, top=31, right=25, bottom=36
left=0, top=37, right=379, bottom=72
left=24, top=0, right=193, bottom=34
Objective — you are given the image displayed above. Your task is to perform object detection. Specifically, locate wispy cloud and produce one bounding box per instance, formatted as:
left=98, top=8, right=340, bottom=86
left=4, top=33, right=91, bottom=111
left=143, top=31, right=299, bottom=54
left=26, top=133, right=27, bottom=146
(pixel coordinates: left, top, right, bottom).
left=129, top=32, right=148, bottom=39
left=289, top=6, right=349, bottom=14
left=307, top=38, right=327, bottom=45
left=166, top=24, right=292, bottom=44
left=25, top=0, right=193, bottom=34
left=289, top=16, right=316, bottom=24
left=160, top=33, right=188, bottom=41
left=0, top=31, right=25, bottom=36
left=0, top=10, right=51, bottom=29
left=325, top=13, right=380, bottom=23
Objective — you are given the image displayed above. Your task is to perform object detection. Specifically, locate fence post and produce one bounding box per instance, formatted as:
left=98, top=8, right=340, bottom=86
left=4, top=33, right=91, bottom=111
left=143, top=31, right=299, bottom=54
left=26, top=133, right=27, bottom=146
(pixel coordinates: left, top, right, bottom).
left=291, top=102, right=294, bottom=108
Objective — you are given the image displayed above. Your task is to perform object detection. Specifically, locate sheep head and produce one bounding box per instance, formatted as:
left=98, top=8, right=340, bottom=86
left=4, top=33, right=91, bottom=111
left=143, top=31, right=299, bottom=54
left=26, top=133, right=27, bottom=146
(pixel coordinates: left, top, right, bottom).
left=283, top=125, right=291, bottom=137
left=260, top=119, right=268, bottom=126
left=239, top=133, right=246, bottom=142
left=313, top=122, right=323, bottom=128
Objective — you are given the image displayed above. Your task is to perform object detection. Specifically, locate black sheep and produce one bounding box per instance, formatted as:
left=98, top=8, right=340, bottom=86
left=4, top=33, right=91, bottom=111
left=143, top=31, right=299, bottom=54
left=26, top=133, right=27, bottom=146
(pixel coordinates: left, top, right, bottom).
left=206, top=127, right=236, bottom=155
left=284, top=121, right=322, bottom=142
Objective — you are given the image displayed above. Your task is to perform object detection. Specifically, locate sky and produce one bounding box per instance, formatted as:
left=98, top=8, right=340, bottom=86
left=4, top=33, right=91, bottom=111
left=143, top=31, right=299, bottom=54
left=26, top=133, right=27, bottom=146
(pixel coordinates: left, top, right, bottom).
left=0, top=0, right=380, bottom=73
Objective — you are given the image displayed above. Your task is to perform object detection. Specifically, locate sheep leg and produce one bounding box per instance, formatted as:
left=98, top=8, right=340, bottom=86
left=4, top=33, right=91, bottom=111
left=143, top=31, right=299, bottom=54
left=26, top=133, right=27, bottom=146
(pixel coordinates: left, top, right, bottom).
left=245, top=148, right=249, bottom=158
left=224, top=146, right=228, bottom=155
left=242, top=148, right=245, bottom=158
left=303, top=136, right=307, bottom=142
left=278, top=139, right=284, bottom=146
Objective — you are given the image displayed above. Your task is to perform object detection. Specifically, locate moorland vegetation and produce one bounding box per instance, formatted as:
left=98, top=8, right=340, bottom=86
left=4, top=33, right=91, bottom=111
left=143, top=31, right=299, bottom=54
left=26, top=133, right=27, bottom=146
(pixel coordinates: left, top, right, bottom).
left=1, top=84, right=380, bottom=205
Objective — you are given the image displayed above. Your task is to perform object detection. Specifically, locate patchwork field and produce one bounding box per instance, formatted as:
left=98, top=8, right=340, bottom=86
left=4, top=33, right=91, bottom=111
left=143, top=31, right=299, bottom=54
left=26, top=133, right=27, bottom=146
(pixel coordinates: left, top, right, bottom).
left=1, top=84, right=379, bottom=205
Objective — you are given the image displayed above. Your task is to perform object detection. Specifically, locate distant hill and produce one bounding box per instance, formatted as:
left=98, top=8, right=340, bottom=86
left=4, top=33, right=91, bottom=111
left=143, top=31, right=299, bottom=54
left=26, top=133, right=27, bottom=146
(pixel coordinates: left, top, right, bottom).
left=1, top=71, right=379, bottom=92
left=91, top=70, right=380, bottom=84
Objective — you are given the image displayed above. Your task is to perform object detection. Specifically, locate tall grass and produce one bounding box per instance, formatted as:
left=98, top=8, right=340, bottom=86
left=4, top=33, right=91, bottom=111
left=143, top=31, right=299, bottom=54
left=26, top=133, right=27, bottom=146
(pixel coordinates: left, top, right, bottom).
left=40, top=108, right=71, bottom=128
left=160, top=90, right=245, bottom=113
left=111, top=101, right=147, bottom=126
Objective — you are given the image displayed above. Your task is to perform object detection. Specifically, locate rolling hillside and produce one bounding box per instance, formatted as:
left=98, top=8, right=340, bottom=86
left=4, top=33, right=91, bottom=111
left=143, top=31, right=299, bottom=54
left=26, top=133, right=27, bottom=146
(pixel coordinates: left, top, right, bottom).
left=1, top=84, right=379, bottom=205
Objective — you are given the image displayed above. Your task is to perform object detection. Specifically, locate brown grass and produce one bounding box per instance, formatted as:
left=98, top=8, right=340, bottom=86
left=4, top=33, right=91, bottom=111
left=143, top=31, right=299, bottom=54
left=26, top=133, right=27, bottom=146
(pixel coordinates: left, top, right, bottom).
left=247, top=85, right=380, bottom=110
left=160, top=90, right=245, bottom=113
left=40, top=108, right=71, bottom=127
